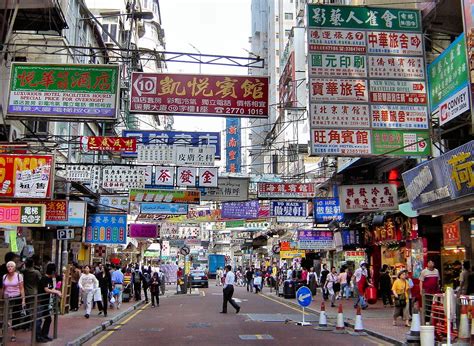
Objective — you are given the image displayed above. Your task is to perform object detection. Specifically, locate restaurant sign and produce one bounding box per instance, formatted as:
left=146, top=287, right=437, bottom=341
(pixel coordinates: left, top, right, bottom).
left=0, top=203, right=46, bottom=227
left=85, top=213, right=127, bottom=245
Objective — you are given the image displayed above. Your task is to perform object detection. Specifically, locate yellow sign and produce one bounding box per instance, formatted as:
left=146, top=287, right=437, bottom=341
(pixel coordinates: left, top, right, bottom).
left=280, top=250, right=306, bottom=259
left=185, top=260, right=191, bottom=275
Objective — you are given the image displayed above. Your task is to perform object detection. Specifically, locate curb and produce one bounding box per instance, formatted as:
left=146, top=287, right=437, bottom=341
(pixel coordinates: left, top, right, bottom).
left=66, top=301, right=145, bottom=346
left=262, top=293, right=403, bottom=346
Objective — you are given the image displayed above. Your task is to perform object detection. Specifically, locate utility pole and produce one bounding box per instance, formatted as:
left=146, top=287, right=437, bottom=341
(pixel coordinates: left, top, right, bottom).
left=189, top=43, right=202, bottom=74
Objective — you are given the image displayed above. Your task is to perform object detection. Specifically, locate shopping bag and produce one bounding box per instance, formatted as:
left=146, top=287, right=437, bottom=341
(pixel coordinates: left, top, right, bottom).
left=93, top=288, right=102, bottom=302
left=110, top=296, right=116, bottom=304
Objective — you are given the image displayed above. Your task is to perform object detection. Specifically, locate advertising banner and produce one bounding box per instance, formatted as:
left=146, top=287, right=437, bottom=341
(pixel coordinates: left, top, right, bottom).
left=129, top=188, right=201, bottom=204
left=314, top=198, right=344, bottom=223
left=257, top=183, right=315, bottom=199
left=339, top=184, right=398, bottom=213
left=438, top=86, right=470, bottom=126
left=310, top=103, right=370, bottom=128
left=226, top=118, right=241, bottom=173
left=81, top=136, right=136, bottom=152
left=129, top=224, right=159, bottom=238
left=280, top=250, right=306, bottom=259
left=221, top=200, right=260, bottom=219
left=310, top=129, right=371, bottom=156
left=0, top=154, right=54, bottom=199
left=200, top=177, right=249, bottom=201
left=367, top=32, right=423, bottom=56
left=0, top=203, right=46, bottom=227
left=368, top=56, right=425, bottom=79
left=369, top=80, right=427, bottom=104
left=175, top=146, right=215, bottom=166
left=130, top=73, right=269, bottom=118
left=310, top=78, right=368, bottom=103
left=7, top=63, right=119, bottom=121
left=270, top=201, right=309, bottom=223
left=372, top=130, right=431, bottom=156
left=371, top=104, right=429, bottom=129
left=140, top=203, right=188, bottom=215
left=309, top=53, right=367, bottom=78
left=308, top=29, right=366, bottom=53
left=443, top=221, right=461, bottom=247
left=85, top=213, right=127, bottom=245
left=43, top=200, right=68, bottom=221
left=122, top=130, right=221, bottom=159
left=46, top=201, right=86, bottom=227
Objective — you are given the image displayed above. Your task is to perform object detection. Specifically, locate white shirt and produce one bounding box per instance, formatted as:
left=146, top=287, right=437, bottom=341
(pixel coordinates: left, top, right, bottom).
left=224, top=271, right=235, bottom=288
left=354, top=267, right=368, bottom=283
left=287, top=269, right=293, bottom=279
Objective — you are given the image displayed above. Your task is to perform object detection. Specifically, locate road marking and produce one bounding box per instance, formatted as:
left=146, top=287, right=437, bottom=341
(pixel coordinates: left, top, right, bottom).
left=201, top=291, right=206, bottom=297
left=259, top=294, right=310, bottom=315
left=91, top=303, right=150, bottom=346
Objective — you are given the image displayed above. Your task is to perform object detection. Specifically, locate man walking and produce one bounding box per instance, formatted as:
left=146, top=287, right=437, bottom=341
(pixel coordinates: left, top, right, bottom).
left=220, top=265, right=240, bottom=314
left=132, top=265, right=143, bottom=301
left=419, top=260, right=440, bottom=322
left=111, top=265, right=124, bottom=309
left=245, top=266, right=254, bottom=292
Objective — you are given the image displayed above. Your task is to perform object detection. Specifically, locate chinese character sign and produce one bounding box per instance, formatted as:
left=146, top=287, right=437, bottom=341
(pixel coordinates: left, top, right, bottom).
left=257, top=183, right=316, bottom=199
left=311, top=129, right=371, bottom=155
left=200, top=177, right=249, bottom=201
left=0, top=204, right=46, bottom=227
left=308, top=29, right=367, bottom=54
left=297, top=230, right=334, bottom=250
left=443, top=221, right=461, bottom=247
left=226, top=118, right=241, bottom=173
left=7, top=63, right=119, bottom=121
left=175, top=146, right=215, bottom=166
left=372, top=130, right=430, bottom=156
left=339, top=184, right=398, bottom=213
left=44, top=200, right=68, bottom=221
left=129, top=188, right=201, bottom=204
left=154, top=166, right=175, bottom=186
left=176, top=167, right=197, bottom=187
left=270, top=201, right=309, bottom=222
left=310, top=78, right=368, bottom=103
left=310, top=104, right=370, bottom=129
left=81, top=136, right=136, bottom=152
left=130, top=73, right=269, bottom=118
left=221, top=200, right=260, bottom=219
left=85, top=213, right=127, bottom=245
left=198, top=167, right=218, bottom=188
left=314, top=198, right=343, bottom=223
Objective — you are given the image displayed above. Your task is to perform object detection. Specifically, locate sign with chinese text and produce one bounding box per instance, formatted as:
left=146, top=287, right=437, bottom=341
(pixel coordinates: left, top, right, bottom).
left=339, top=184, right=398, bottom=213
left=7, top=63, right=119, bottom=121
left=176, top=167, right=197, bottom=187
left=310, top=78, right=368, bottom=103
left=129, top=223, right=159, bottom=238
left=280, top=250, right=306, bottom=259
left=102, top=165, right=152, bottom=191
left=129, top=188, right=201, bottom=204
left=309, top=53, right=366, bottom=78
left=176, top=146, right=215, bottom=166
left=308, top=29, right=366, bottom=53
left=443, top=221, right=461, bottom=247
left=371, top=105, right=428, bottom=129
left=311, top=129, right=371, bottom=155
left=345, top=251, right=366, bottom=263
left=44, top=200, right=68, bottom=221
left=438, top=86, right=470, bottom=126
left=270, top=201, right=309, bottom=223
left=85, top=213, right=127, bottom=245
left=0, top=154, right=54, bottom=199
left=367, top=32, right=423, bottom=55
left=226, top=118, right=241, bottom=173
left=369, top=80, right=427, bottom=104
left=314, top=198, right=344, bottom=223
left=221, top=200, right=260, bottom=219
left=56, top=164, right=100, bottom=185
left=368, top=56, right=425, bottom=79
left=46, top=201, right=86, bottom=227
left=257, top=183, right=315, bottom=199
left=463, top=1, right=474, bottom=114
left=140, top=203, right=188, bottom=215
left=198, top=167, right=218, bottom=188
left=372, top=130, right=431, bottom=156
left=308, top=5, right=421, bottom=31
left=130, top=73, right=269, bottom=118
left=81, top=136, right=136, bottom=152
left=200, top=177, right=249, bottom=201
left=297, top=230, right=334, bottom=250
left=137, top=145, right=175, bottom=164
left=402, top=140, right=474, bottom=210
left=310, top=103, right=370, bottom=128
left=154, top=166, right=176, bottom=186
left=0, top=203, right=46, bottom=227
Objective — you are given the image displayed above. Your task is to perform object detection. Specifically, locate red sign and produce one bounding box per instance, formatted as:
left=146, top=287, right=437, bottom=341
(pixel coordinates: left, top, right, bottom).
left=81, top=136, right=136, bottom=152
left=257, top=183, right=315, bottom=199
left=130, top=73, right=269, bottom=118
left=44, top=200, right=68, bottom=221
left=0, top=154, right=54, bottom=199
left=443, top=221, right=461, bottom=247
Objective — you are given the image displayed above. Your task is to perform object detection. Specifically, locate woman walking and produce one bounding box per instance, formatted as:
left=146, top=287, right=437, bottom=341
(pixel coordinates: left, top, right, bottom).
left=95, top=264, right=112, bottom=317
left=392, top=270, right=410, bottom=327
left=78, top=265, right=99, bottom=318
left=2, top=261, right=25, bottom=342
left=308, top=267, right=317, bottom=296
left=324, top=267, right=339, bottom=307
left=150, top=272, right=160, bottom=307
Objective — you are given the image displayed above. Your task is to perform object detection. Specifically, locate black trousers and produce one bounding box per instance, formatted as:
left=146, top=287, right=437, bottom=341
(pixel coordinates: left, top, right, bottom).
left=222, top=285, right=239, bottom=312
left=70, top=282, right=79, bottom=310
left=36, top=304, right=52, bottom=339
left=381, top=289, right=393, bottom=306
left=98, top=288, right=109, bottom=315
left=134, top=283, right=142, bottom=300
left=151, top=291, right=159, bottom=306
left=143, top=285, right=149, bottom=302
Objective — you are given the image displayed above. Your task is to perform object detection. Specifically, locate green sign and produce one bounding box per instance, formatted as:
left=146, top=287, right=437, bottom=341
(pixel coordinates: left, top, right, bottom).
left=372, top=130, right=431, bottom=156
left=308, top=4, right=421, bottom=32
left=225, top=220, right=245, bottom=228
left=7, top=63, right=119, bottom=120
left=428, top=33, right=469, bottom=110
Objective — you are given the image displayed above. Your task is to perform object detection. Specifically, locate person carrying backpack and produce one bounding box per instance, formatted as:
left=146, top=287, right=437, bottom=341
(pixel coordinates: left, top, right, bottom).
left=132, top=265, right=143, bottom=301
left=142, top=267, right=152, bottom=303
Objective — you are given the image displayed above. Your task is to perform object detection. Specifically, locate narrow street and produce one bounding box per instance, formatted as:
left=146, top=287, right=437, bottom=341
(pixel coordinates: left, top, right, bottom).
left=86, top=282, right=389, bottom=346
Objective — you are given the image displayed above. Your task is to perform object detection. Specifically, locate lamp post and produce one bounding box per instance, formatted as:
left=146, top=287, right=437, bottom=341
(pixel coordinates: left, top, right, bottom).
left=189, top=43, right=202, bottom=74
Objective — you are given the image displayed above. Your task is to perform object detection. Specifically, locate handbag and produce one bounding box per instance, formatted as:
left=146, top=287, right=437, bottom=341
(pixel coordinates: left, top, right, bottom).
left=395, top=281, right=407, bottom=307
left=93, top=288, right=102, bottom=302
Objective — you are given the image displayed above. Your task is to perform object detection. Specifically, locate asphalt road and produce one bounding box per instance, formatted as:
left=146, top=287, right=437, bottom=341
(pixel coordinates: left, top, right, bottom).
left=86, top=282, right=391, bottom=346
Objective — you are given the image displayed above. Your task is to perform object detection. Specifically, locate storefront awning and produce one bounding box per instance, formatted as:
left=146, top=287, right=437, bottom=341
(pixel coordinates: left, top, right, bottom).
left=398, top=202, right=418, bottom=218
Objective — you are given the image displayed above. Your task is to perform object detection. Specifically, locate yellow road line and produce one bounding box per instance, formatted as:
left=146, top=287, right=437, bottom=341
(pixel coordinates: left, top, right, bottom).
left=259, top=294, right=310, bottom=315
left=91, top=303, right=150, bottom=346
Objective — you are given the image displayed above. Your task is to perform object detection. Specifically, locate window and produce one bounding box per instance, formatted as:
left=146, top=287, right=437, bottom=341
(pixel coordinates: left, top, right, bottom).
left=102, top=24, right=118, bottom=43
left=276, top=33, right=279, bottom=39
left=284, top=13, right=293, bottom=20
left=275, top=15, right=279, bottom=22
left=285, top=29, right=291, bottom=37
left=25, top=121, right=48, bottom=139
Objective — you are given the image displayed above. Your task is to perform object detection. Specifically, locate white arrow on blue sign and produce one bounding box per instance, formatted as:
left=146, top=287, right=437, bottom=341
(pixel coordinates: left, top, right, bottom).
left=296, top=286, right=312, bottom=307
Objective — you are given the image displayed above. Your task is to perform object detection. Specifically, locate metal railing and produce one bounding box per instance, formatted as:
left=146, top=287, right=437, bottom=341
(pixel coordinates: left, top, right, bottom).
left=0, top=293, right=59, bottom=345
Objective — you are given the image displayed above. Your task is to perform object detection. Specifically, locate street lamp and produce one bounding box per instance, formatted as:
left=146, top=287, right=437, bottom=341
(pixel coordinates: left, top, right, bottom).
left=188, top=43, right=202, bottom=74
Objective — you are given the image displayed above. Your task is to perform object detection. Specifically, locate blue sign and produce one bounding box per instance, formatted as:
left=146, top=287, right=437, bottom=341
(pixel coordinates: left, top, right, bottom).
left=225, top=118, right=241, bottom=173
left=85, top=213, right=127, bottom=245
left=122, top=130, right=221, bottom=159
left=270, top=201, right=307, bottom=217
left=221, top=200, right=259, bottom=219
left=140, top=203, right=189, bottom=215
left=296, top=286, right=312, bottom=307
left=402, top=140, right=474, bottom=211
left=314, top=198, right=344, bottom=223
left=341, top=229, right=360, bottom=246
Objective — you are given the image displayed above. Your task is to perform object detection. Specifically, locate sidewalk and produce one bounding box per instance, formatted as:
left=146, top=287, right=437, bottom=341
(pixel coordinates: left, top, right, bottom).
left=262, top=290, right=406, bottom=345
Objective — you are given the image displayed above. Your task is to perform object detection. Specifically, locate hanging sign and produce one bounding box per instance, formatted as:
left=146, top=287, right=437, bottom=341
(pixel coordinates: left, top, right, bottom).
left=81, top=136, right=136, bottom=152
left=339, top=184, right=398, bottom=213
left=372, top=130, right=430, bottom=156
left=176, top=167, right=197, bottom=187
left=367, top=32, right=423, bottom=56
left=368, top=56, right=425, bottom=79
left=137, top=145, right=176, bottom=164
left=226, top=118, right=242, bottom=173
left=309, top=53, right=367, bottom=78
left=129, top=223, right=159, bottom=238
left=369, top=80, right=427, bottom=104
left=129, top=188, right=201, bottom=204
left=154, top=166, right=176, bottom=186
left=257, top=182, right=315, bottom=199
left=345, top=251, right=366, bottom=263
left=99, top=195, right=129, bottom=212
left=270, top=201, right=309, bottom=223
left=443, top=221, right=461, bottom=247
left=221, top=200, right=260, bottom=219
left=0, top=203, right=46, bottom=227
left=85, top=213, right=127, bottom=245
left=310, top=78, right=368, bottom=103
left=140, top=203, right=189, bottom=215
left=46, top=201, right=86, bottom=227
left=175, top=146, right=215, bottom=166
left=314, top=198, right=344, bottom=223
left=311, top=129, right=371, bottom=156
left=310, top=103, right=370, bottom=129
left=44, top=200, right=68, bottom=221
left=308, top=29, right=367, bottom=54
left=197, top=167, right=218, bottom=188
left=200, top=177, right=249, bottom=202
left=371, top=104, right=428, bottom=129
left=102, top=165, right=152, bottom=191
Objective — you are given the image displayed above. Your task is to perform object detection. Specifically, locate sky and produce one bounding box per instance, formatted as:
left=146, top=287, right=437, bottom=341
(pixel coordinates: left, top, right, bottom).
left=159, top=0, right=252, bottom=132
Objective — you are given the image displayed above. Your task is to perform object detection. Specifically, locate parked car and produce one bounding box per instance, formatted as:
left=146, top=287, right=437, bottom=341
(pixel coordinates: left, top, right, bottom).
left=190, top=270, right=209, bottom=288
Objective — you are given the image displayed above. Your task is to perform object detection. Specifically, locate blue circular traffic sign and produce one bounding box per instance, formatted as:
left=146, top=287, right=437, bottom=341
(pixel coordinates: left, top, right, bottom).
left=296, top=286, right=312, bottom=307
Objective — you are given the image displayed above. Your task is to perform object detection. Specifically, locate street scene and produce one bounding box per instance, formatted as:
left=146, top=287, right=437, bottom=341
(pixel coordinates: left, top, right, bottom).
left=1, top=0, right=474, bottom=345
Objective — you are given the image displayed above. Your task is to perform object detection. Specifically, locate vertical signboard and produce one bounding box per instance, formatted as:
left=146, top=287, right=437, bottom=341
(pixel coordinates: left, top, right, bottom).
left=226, top=118, right=241, bottom=173
left=462, top=0, right=474, bottom=128
left=307, top=4, right=430, bottom=157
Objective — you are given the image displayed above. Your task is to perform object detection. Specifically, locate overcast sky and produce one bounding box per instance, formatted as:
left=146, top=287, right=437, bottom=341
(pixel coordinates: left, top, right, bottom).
left=159, top=0, right=252, bottom=132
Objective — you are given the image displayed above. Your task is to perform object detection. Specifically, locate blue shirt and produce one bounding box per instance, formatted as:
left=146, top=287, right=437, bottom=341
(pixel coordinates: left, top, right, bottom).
left=111, top=270, right=124, bottom=284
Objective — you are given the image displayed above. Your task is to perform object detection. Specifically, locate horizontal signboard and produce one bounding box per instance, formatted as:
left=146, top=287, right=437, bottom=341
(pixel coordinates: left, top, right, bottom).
left=310, top=103, right=370, bottom=128
left=99, top=195, right=129, bottom=212
left=129, top=223, right=159, bottom=238
left=270, top=201, right=310, bottom=223
left=200, top=177, right=249, bottom=202
left=46, top=201, right=86, bottom=227
left=129, top=188, right=201, bottom=204
left=0, top=203, right=46, bottom=227
left=43, top=200, right=68, bottom=221
left=308, top=29, right=366, bottom=53
left=310, top=78, right=368, bottom=103
left=311, top=129, right=371, bottom=156
left=7, top=63, right=119, bottom=121
left=221, top=200, right=260, bottom=219
left=314, top=198, right=344, bottom=223
left=140, top=203, right=189, bottom=215
left=372, top=130, right=431, bottom=156
left=367, top=31, right=423, bottom=56
left=309, top=53, right=367, bottom=78
left=368, top=56, right=425, bottom=80
left=81, top=136, right=136, bottom=152
left=280, top=250, right=306, bottom=259
left=257, top=183, right=315, bottom=199
left=130, top=73, right=269, bottom=118
left=369, top=80, right=426, bottom=104
left=339, top=184, right=398, bottom=213
left=85, top=213, right=127, bottom=245
left=371, top=104, right=428, bottom=129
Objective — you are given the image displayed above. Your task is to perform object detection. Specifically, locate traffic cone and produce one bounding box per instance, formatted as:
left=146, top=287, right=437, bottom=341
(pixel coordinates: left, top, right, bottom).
left=332, top=303, right=346, bottom=334
left=458, top=304, right=470, bottom=343
left=406, top=303, right=421, bottom=343
left=354, top=305, right=364, bottom=332
left=314, top=301, right=332, bottom=331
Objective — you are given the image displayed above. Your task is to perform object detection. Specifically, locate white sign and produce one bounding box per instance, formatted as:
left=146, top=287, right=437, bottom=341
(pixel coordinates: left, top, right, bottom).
left=311, top=78, right=368, bottom=103
left=137, top=144, right=175, bottom=164
left=57, top=229, right=74, bottom=240
left=339, top=184, right=398, bottom=213
left=200, top=177, right=249, bottom=202
left=198, top=167, right=218, bottom=188
left=310, top=103, right=370, bottom=128
left=298, top=240, right=334, bottom=250
left=371, top=105, right=429, bottom=129
left=368, top=56, right=425, bottom=79
left=438, top=85, right=470, bottom=126
left=308, top=29, right=366, bottom=53
left=176, top=146, right=215, bottom=166
left=176, top=167, right=197, bottom=187
left=309, top=53, right=367, bottom=78
left=102, top=166, right=152, bottom=191
left=367, top=32, right=423, bottom=56
left=311, top=129, right=371, bottom=156
left=154, top=166, right=176, bottom=186
left=58, top=164, right=100, bottom=184
left=14, top=164, right=51, bottom=198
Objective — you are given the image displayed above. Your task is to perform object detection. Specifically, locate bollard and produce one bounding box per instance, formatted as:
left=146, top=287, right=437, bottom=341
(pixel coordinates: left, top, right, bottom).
left=420, top=325, right=435, bottom=346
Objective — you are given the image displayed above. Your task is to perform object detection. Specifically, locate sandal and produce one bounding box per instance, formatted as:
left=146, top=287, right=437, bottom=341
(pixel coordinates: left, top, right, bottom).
left=11, top=336, right=16, bottom=342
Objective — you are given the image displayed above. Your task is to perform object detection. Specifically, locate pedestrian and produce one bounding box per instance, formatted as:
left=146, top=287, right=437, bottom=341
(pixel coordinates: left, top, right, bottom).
left=142, top=267, right=151, bottom=303
left=286, top=266, right=293, bottom=281
left=320, top=264, right=329, bottom=300
left=78, top=265, right=99, bottom=318
left=419, top=260, right=440, bottom=322
left=308, top=267, right=317, bottom=296
left=346, top=267, right=353, bottom=298
left=380, top=264, right=393, bottom=307
left=338, top=267, right=347, bottom=300
left=216, top=267, right=223, bottom=286
left=253, top=271, right=262, bottom=293
left=111, top=265, right=124, bottom=309
left=158, top=268, right=166, bottom=295
left=95, top=264, right=112, bottom=317
left=22, top=258, right=41, bottom=329
left=69, top=262, right=81, bottom=311
left=245, top=267, right=254, bottom=292
left=1, top=261, right=25, bottom=342
left=353, top=262, right=369, bottom=309
left=458, top=261, right=470, bottom=296
left=220, top=265, right=240, bottom=314
left=392, top=270, right=410, bottom=327
left=324, top=267, right=339, bottom=307
left=150, top=272, right=160, bottom=307
left=132, top=265, right=143, bottom=301
left=36, top=263, right=62, bottom=343
left=301, top=267, right=308, bottom=284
